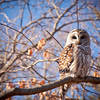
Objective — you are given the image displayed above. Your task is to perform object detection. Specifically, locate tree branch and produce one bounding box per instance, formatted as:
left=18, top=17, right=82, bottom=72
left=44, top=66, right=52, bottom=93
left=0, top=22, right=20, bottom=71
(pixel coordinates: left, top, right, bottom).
left=0, top=76, right=100, bottom=100
left=56, top=18, right=100, bottom=32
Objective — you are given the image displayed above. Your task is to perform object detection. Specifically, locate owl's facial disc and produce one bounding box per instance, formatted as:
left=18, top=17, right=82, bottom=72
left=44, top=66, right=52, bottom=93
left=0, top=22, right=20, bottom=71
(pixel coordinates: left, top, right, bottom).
left=71, top=33, right=84, bottom=45
left=65, top=29, right=90, bottom=46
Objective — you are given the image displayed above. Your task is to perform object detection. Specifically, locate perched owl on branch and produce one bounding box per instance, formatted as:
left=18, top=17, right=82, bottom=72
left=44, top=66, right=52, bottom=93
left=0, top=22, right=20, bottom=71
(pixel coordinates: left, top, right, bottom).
left=58, top=29, right=91, bottom=99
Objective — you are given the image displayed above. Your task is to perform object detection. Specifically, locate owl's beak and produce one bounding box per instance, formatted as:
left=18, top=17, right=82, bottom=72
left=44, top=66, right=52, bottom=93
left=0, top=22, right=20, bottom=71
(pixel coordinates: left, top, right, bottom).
left=76, top=40, right=81, bottom=45
left=75, top=35, right=81, bottom=45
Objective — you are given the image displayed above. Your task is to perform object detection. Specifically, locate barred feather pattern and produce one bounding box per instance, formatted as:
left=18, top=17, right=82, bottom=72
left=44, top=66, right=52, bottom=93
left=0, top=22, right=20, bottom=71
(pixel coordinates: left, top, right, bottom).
left=58, top=29, right=91, bottom=99
left=59, top=44, right=91, bottom=78
left=58, top=43, right=91, bottom=100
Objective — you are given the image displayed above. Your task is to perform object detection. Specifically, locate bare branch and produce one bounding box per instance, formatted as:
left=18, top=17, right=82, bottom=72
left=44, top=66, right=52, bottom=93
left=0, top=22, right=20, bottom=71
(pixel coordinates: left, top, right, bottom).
left=9, top=58, right=58, bottom=72
left=0, top=76, right=100, bottom=100
left=0, top=23, right=35, bottom=46
left=50, top=0, right=78, bottom=36
left=56, top=18, right=100, bottom=32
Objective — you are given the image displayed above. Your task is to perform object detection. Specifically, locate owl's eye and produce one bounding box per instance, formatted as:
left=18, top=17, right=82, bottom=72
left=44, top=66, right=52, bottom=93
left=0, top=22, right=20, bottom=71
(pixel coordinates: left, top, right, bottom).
left=81, top=36, right=85, bottom=39
left=72, top=36, right=77, bottom=39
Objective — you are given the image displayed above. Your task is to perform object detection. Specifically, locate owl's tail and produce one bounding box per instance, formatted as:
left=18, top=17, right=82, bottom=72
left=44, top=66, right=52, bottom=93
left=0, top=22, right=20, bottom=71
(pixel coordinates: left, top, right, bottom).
left=60, top=84, right=71, bottom=100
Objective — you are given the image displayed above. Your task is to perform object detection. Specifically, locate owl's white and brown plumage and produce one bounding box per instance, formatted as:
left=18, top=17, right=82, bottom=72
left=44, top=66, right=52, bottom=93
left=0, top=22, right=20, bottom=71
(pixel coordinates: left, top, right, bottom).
left=58, top=29, right=91, bottom=99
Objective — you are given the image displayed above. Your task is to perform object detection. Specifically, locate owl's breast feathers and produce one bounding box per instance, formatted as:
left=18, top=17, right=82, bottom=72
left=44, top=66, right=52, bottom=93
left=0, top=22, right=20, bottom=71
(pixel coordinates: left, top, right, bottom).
left=58, top=44, right=91, bottom=77
left=58, top=44, right=74, bottom=74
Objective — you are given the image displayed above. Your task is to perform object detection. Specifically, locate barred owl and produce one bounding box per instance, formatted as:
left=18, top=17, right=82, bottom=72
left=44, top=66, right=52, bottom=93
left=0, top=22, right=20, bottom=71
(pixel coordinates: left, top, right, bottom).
left=58, top=29, right=91, bottom=99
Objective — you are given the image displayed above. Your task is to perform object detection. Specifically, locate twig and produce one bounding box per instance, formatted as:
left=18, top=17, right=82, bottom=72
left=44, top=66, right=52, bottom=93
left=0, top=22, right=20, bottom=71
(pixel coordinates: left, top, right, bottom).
left=9, top=58, right=58, bottom=72
left=46, top=30, right=63, bottom=49
left=81, top=84, right=100, bottom=95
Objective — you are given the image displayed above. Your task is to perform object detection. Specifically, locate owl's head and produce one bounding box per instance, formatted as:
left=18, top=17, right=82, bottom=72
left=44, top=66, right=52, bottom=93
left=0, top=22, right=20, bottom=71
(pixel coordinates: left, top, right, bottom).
left=65, top=29, right=90, bottom=46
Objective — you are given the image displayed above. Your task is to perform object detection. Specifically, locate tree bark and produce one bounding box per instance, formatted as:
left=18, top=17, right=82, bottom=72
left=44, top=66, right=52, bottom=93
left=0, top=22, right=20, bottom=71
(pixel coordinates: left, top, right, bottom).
left=0, top=76, right=100, bottom=100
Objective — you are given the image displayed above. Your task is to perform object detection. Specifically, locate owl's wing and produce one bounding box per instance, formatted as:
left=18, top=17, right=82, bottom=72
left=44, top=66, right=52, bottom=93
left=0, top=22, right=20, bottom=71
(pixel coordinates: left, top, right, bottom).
left=58, top=44, right=74, bottom=74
